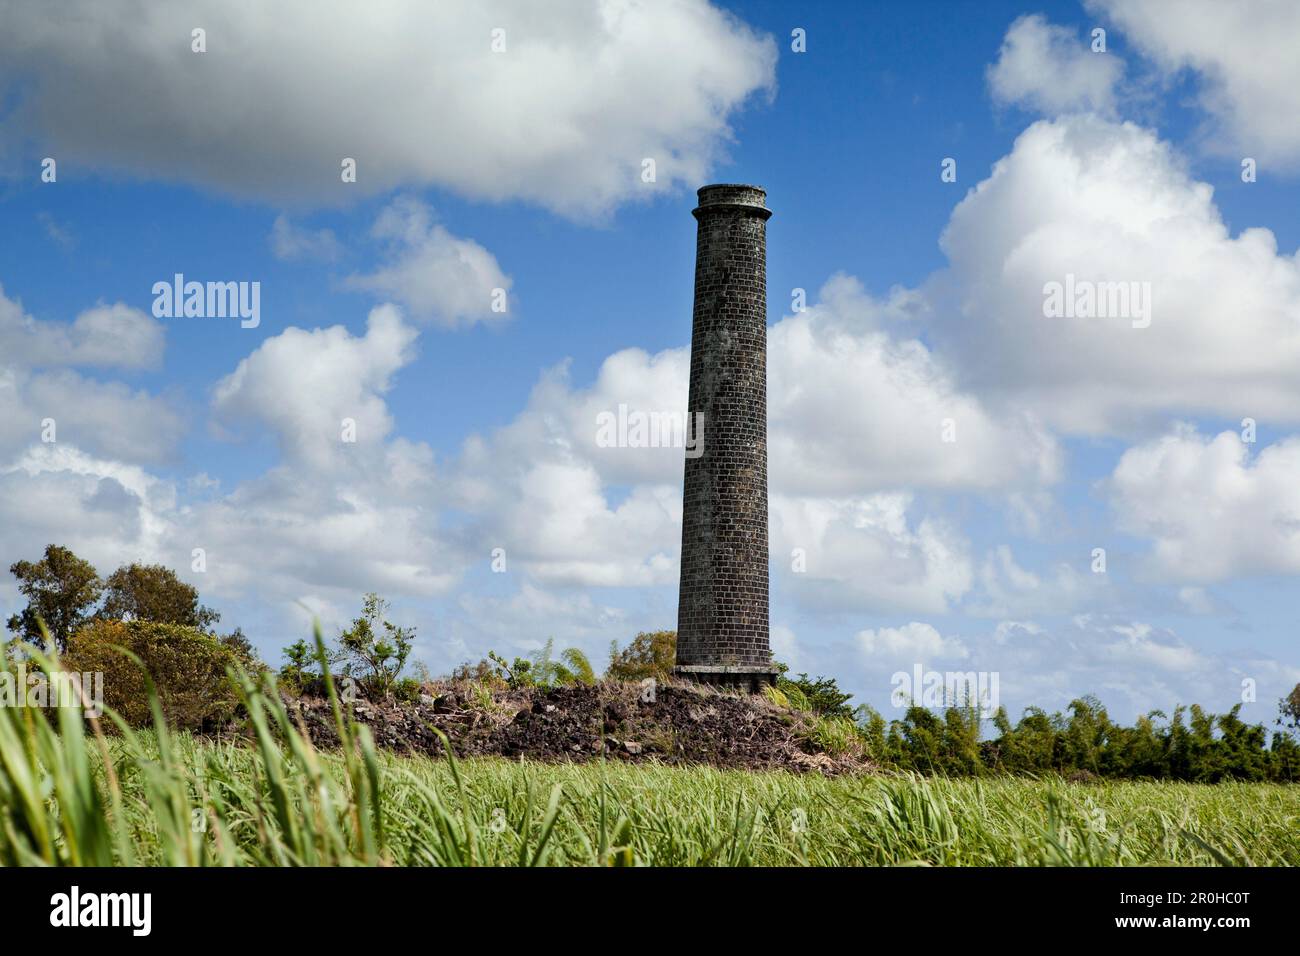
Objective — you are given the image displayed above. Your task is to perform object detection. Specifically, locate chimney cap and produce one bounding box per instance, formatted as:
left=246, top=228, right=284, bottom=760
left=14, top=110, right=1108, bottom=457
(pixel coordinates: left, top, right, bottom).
left=694, top=183, right=771, bottom=220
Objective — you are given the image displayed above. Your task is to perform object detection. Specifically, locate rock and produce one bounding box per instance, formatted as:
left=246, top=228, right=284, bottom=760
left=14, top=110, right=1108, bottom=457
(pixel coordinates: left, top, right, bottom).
left=604, top=702, right=629, bottom=722
left=282, top=681, right=862, bottom=776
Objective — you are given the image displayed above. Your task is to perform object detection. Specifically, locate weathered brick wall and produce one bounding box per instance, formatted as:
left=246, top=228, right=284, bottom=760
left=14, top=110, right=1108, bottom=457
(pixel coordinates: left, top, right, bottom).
left=675, top=185, right=774, bottom=682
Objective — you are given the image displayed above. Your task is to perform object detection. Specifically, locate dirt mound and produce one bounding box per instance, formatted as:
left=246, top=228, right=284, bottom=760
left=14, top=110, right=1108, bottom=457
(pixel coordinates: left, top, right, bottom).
left=285, top=680, right=867, bottom=775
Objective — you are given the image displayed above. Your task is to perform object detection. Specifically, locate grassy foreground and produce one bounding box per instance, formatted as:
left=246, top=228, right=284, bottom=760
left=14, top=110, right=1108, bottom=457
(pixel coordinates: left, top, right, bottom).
left=3, top=638, right=1297, bottom=867
left=127, top=740, right=1300, bottom=866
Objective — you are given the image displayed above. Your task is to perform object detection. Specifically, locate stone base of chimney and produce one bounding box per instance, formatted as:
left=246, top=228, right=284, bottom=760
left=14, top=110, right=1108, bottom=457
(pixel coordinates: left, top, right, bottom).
left=674, top=664, right=780, bottom=695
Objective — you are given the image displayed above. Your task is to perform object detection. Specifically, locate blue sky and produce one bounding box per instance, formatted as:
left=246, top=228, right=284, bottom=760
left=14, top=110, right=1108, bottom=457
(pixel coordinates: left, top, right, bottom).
left=2, top=0, right=1299, bottom=725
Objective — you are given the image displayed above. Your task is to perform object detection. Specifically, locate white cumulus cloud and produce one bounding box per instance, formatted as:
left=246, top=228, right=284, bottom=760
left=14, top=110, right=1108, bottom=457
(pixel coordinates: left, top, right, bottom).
left=775, top=494, right=972, bottom=615
left=346, top=198, right=511, bottom=328
left=1090, top=0, right=1300, bottom=167
left=269, top=215, right=342, bottom=262
left=0, top=0, right=777, bottom=216
left=932, top=114, right=1300, bottom=434
left=769, top=275, right=1061, bottom=495
left=988, top=14, right=1123, bottom=116
left=857, top=622, right=969, bottom=662
left=212, top=304, right=418, bottom=470
left=1109, top=426, right=1300, bottom=581
left=0, top=286, right=164, bottom=369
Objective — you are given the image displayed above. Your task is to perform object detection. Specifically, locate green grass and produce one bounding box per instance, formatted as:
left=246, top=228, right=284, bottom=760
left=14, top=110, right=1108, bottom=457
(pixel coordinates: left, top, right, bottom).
left=3, top=632, right=1298, bottom=867
left=113, top=741, right=1300, bottom=866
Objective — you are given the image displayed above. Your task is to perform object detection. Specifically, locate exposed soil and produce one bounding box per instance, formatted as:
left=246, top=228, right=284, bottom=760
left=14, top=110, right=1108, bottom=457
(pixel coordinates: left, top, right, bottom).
left=284, top=679, right=867, bottom=775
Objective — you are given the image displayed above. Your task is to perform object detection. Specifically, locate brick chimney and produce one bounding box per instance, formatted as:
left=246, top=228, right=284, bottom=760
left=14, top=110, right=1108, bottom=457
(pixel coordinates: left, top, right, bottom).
left=674, top=184, right=777, bottom=693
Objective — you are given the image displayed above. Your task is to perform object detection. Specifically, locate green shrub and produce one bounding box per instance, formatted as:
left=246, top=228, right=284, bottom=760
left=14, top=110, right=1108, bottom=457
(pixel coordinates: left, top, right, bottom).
left=391, top=677, right=422, bottom=703
left=337, top=593, right=415, bottom=699
left=452, top=659, right=491, bottom=681
left=809, top=715, right=863, bottom=757
left=64, top=619, right=240, bottom=731
left=531, top=640, right=595, bottom=687
left=487, top=650, right=535, bottom=689
left=488, top=640, right=595, bottom=689
left=606, top=630, right=676, bottom=682
left=218, top=627, right=261, bottom=671
left=775, top=667, right=854, bottom=718
left=278, top=637, right=317, bottom=693
left=761, top=685, right=790, bottom=708
left=781, top=682, right=811, bottom=712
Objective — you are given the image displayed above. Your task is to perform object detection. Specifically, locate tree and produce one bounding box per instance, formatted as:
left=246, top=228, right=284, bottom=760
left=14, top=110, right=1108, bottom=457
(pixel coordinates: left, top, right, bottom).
left=279, top=638, right=318, bottom=692
left=337, top=593, right=414, bottom=699
left=606, top=630, right=676, bottom=681
left=100, top=563, right=220, bottom=631
left=6, top=545, right=102, bottom=651
left=1279, top=682, right=1300, bottom=735
left=217, top=626, right=260, bottom=671
left=1060, top=696, right=1110, bottom=773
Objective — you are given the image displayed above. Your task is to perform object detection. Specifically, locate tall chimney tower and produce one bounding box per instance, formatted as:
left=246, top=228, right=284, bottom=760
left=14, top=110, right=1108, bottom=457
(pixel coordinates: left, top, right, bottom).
left=675, top=184, right=777, bottom=693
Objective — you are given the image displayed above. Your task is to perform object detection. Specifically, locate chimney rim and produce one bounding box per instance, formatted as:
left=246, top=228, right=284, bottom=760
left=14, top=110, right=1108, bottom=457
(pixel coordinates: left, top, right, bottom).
left=697, top=182, right=767, bottom=193
left=693, top=183, right=772, bottom=220
left=696, top=182, right=767, bottom=202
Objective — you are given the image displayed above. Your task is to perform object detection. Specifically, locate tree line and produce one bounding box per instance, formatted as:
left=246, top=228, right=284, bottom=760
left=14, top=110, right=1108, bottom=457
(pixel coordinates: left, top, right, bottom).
left=6, top=545, right=1300, bottom=781
left=7, top=544, right=222, bottom=650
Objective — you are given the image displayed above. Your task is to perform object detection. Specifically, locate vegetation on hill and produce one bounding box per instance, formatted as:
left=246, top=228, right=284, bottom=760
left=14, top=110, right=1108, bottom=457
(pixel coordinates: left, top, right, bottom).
left=606, top=629, right=676, bottom=682
left=5, top=544, right=1300, bottom=784
left=63, top=619, right=242, bottom=731
left=857, top=698, right=1300, bottom=782
left=2, top=628, right=1297, bottom=867
left=8, top=544, right=221, bottom=650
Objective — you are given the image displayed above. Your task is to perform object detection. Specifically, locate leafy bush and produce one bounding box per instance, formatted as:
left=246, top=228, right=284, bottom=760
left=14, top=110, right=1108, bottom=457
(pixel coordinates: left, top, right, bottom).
left=487, top=640, right=596, bottom=689
left=775, top=666, right=855, bottom=718
left=337, top=593, right=415, bottom=699
left=450, top=658, right=506, bottom=690
left=606, top=630, right=676, bottom=682
left=391, top=677, right=422, bottom=703
left=530, top=639, right=595, bottom=687
left=218, top=627, right=262, bottom=671
left=63, top=619, right=240, bottom=731
left=487, top=650, right=536, bottom=689
left=279, top=637, right=317, bottom=693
